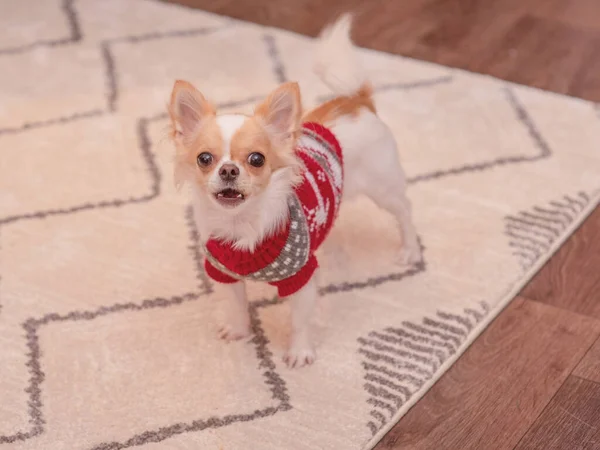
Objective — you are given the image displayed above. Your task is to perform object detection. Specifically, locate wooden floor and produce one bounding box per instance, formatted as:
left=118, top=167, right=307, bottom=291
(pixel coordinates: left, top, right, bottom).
left=168, top=0, right=600, bottom=448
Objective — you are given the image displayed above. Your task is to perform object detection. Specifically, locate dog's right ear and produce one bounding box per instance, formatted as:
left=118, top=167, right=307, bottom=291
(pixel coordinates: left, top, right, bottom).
left=168, top=80, right=215, bottom=143
left=255, top=82, right=302, bottom=147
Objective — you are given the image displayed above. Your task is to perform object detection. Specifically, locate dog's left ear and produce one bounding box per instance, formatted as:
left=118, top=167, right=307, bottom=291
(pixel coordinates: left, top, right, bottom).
left=255, top=82, right=302, bottom=145
left=168, top=80, right=215, bottom=144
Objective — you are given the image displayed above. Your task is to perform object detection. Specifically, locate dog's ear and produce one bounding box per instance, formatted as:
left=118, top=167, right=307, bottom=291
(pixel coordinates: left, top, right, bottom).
left=255, top=82, right=302, bottom=146
left=169, top=80, right=215, bottom=143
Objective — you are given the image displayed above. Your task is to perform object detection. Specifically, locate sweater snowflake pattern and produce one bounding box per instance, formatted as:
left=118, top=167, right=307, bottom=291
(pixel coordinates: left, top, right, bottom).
left=203, top=122, right=344, bottom=297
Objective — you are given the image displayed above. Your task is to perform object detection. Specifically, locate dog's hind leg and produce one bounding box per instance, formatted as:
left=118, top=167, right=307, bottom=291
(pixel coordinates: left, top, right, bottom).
left=366, top=182, right=421, bottom=265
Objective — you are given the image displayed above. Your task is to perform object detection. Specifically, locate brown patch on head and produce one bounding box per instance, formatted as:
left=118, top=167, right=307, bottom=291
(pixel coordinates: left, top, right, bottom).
left=168, top=79, right=223, bottom=189
left=225, top=82, right=304, bottom=194
left=226, top=117, right=294, bottom=192
left=303, top=82, right=376, bottom=125
left=230, top=119, right=293, bottom=171
left=174, top=116, right=224, bottom=189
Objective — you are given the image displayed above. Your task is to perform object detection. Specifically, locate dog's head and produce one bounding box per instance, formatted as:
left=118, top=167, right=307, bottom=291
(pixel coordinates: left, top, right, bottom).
left=168, top=80, right=303, bottom=211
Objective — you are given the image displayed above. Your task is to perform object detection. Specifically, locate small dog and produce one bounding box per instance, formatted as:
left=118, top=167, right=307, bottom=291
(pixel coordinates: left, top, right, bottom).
left=167, top=15, right=420, bottom=368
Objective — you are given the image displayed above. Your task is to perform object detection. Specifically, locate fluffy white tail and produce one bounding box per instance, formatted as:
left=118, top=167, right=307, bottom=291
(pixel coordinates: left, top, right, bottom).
left=313, top=13, right=368, bottom=97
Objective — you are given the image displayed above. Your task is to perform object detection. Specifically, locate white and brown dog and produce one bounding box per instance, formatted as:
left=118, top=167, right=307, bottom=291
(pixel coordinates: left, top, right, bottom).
left=167, top=15, right=420, bottom=368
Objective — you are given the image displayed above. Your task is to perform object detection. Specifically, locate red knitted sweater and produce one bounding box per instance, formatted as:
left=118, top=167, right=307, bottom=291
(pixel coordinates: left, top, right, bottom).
left=203, top=122, right=344, bottom=297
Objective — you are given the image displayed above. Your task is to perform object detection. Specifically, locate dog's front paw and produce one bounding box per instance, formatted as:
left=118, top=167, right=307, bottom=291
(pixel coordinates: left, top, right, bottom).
left=218, top=323, right=251, bottom=342
left=283, top=343, right=316, bottom=368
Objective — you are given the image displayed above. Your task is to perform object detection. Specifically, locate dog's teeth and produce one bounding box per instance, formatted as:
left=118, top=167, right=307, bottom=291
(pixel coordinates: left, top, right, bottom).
left=236, top=194, right=242, bottom=198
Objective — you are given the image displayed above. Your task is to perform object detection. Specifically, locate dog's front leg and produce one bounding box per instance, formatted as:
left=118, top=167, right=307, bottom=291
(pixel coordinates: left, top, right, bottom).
left=218, top=281, right=251, bottom=341
left=284, top=276, right=318, bottom=368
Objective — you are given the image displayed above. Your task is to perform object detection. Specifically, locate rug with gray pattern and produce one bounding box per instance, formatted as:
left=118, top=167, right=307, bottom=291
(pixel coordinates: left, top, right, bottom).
left=1, top=1, right=599, bottom=449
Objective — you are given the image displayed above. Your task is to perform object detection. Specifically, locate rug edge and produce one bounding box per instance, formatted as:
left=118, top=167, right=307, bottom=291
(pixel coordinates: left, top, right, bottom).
left=364, top=189, right=600, bottom=450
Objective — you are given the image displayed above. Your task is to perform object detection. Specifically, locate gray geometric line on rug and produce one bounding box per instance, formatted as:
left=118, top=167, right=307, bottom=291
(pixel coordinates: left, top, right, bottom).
left=0, top=294, right=291, bottom=447
left=0, top=95, right=261, bottom=227
left=321, top=80, right=553, bottom=187
left=366, top=374, right=412, bottom=398
left=407, top=86, right=552, bottom=185
left=85, top=298, right=291, bottom=450
left=505, top=191, right=592, bottom=271
left=0, top=203, right=222, bottom=444
left=373, top=76, right=454, bottom=93
left=0, top=109, right=106, bottom=137
left=359, top=302, right=490, bottom=438
left=401, top=321, right=462, bottom=347
left=367, top=331, right=447, bottom=366
left=0, top=24, right=279, bottom=222
left=263, top=34, right=287, bottom=83
left=101, top=24, right=234, bottom=113
left=0, top=114, right=162, bottom=226
left=0, top=24, right=230, bottom=136
left=384, top=325, right=456, bottom=355
left=318, top=260, right=425, bottom=296
left=315, top=75, right=454, bottom=104
left=0, top=0, right=81, bottom=56
left=370, top=410, right=387, bottom=429
left=318, top=235, right=426, bottom=296
left=0, top=111, right=165, bottom=314
left=358, top=338, right=439, bottom=372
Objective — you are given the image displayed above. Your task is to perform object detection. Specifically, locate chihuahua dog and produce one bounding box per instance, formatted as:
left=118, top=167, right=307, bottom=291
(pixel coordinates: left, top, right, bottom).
left=167, top=15, right=420, bottom=368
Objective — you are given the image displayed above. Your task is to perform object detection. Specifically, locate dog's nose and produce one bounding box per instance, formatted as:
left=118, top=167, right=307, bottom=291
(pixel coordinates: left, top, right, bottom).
left=219, top=163, right=240, bottom=181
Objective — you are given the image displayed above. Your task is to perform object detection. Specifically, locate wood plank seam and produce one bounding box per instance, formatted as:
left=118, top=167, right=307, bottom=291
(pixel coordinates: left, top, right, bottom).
left=512, top=335, right=600, bottom=450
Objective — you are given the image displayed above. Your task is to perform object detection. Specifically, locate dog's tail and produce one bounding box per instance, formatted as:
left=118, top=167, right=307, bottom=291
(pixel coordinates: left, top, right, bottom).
left=313, top=14, right=373, bottom=100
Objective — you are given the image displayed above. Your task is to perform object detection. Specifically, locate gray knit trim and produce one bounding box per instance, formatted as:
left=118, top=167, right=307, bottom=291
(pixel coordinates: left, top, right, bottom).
left=203, top=194, right=311, bottom=283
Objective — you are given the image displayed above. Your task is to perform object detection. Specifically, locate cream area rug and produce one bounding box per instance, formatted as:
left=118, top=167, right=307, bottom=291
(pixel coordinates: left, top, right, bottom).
left=1, top=1, right=600, bottom=449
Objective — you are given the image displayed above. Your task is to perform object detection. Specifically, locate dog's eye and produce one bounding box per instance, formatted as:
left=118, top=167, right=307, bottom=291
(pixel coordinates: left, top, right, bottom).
left=197, top=152, right=213, bottom=167
left=248, top=152, right=265, bottom=168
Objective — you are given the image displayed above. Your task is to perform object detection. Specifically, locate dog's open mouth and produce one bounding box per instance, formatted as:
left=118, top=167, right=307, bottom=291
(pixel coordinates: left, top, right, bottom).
left=214, top=188, right=245, bottom=207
